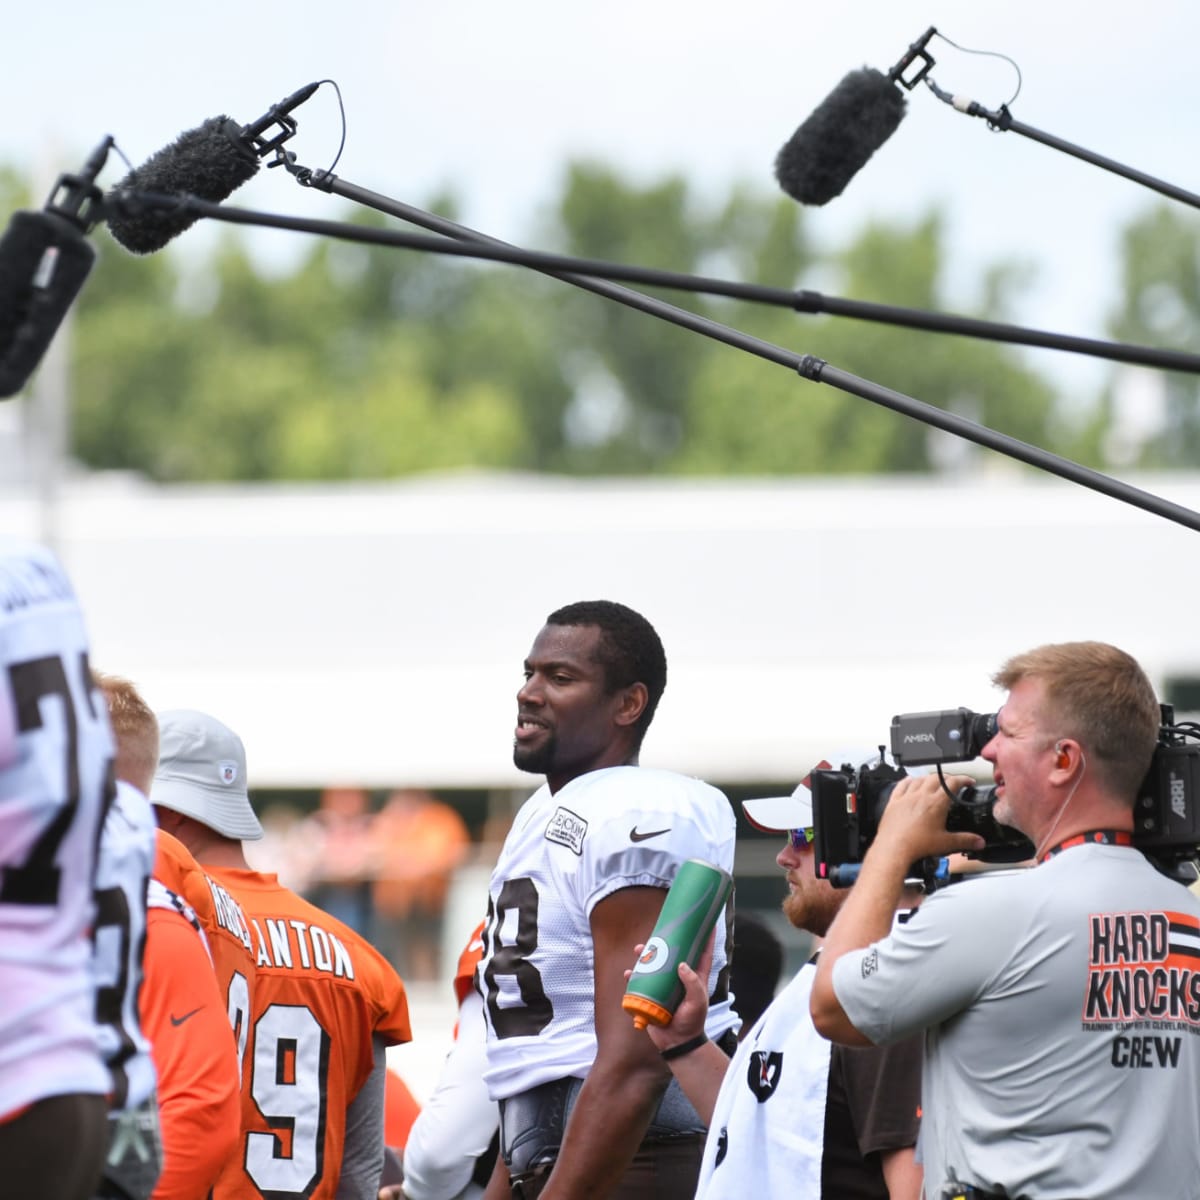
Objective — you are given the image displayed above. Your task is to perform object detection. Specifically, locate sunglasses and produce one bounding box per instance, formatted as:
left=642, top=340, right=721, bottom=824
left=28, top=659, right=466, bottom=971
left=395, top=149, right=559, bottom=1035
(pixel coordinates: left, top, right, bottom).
left=786, top=826, right=815, bottom=849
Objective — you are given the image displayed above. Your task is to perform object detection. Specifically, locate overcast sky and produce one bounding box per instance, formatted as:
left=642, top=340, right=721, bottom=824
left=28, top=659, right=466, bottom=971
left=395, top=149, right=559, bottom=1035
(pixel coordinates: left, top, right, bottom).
left=7, top=1, right=1199, bottom=398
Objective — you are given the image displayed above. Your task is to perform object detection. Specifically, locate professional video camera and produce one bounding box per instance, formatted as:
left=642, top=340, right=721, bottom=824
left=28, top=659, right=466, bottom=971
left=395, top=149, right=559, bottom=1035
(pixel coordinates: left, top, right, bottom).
left=810, top=705, right=1200, bottom=888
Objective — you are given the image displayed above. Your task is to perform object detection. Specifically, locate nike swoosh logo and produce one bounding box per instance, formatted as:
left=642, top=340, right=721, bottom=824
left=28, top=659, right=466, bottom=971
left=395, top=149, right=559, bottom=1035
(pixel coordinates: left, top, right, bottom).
left=169, top=1007, right=203, bottom=1027
left=630, top=826, right=671, bottom=843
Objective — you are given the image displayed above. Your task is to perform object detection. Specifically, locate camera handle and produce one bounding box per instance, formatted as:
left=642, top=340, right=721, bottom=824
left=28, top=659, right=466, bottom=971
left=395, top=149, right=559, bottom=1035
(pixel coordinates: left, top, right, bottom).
left=830, top=856, right=951, bottom=891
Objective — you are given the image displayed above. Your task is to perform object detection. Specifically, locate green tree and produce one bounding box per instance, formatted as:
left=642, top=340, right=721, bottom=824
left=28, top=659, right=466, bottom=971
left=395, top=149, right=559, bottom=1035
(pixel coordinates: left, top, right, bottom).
left=71, top=202, right=547, bottom=480
left=531, top=163, right=817, bottom=472
left=1104, top=204, right=1200, bottom=467
left=6, top=158, right=1073, bottom=482
left=672, top=213, right=1059, bottom=474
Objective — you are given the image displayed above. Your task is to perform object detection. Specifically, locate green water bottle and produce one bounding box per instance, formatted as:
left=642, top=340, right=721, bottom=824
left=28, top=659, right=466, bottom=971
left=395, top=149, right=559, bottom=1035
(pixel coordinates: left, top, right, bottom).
left=622, top=858, right=733, bottom=1030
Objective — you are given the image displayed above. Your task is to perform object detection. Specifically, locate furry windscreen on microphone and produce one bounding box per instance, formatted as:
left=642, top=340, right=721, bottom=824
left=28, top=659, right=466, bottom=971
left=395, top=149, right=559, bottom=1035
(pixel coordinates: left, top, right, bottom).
left=775, top=68, right=907, bottom=206
left=105, top=117, right=260, bottom=254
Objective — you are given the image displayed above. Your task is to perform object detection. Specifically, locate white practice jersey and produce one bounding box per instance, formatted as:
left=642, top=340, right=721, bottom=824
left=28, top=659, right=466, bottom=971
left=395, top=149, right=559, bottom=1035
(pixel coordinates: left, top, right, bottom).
left=94, top=780, right=157, bottom=1111
left=480, top=766, right=737, bottom=1099
left=402, top=990, right=497, bottom=1200
left=697, top=964, right=828, bottom=1200
left=0, top=538, right=114, bottom=1118
left=698, top=907, right=921, bottom=1200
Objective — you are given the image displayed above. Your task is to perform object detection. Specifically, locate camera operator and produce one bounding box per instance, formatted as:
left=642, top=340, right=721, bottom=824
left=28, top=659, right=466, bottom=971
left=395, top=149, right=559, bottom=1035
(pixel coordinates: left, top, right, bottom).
left=811, top=641, right=1200, bottom=1200
left=634, top=751, right=925, bottom=1198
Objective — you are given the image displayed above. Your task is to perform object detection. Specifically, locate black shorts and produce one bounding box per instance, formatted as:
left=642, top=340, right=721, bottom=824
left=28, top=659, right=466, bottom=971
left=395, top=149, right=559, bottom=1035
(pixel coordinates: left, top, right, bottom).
left=0, top=1092, right=108, bottom=1200
left=510, top=1132, right=707, bottom=1200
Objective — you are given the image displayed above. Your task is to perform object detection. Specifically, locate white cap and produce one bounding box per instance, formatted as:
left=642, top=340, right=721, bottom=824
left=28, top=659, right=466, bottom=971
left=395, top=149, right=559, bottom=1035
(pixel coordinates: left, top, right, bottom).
left=741, top=780, right=815, bottom=834
left=151, top=709, right=263, bottom=841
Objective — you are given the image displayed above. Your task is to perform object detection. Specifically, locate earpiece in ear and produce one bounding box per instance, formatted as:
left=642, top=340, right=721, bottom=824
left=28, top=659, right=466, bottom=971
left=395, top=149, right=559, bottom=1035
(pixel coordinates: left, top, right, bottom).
left=1055, top=743, right=1069, bottom=769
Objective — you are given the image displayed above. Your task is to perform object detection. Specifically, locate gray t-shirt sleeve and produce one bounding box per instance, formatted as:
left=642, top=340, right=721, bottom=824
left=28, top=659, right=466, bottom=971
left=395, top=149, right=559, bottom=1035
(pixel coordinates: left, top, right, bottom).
left=832, top=879, right=1009, bottom=1044
left=336, top=1035, right=388, bottom=1200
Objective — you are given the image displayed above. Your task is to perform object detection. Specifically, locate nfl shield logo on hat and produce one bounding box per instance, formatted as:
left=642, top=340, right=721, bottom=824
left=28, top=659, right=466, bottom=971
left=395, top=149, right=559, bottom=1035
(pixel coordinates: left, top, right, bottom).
left=218, top=760, right=239, bottom=786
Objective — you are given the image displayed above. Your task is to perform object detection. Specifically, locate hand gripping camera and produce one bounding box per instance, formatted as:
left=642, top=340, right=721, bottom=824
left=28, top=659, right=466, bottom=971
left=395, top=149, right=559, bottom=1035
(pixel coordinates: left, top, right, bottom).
left=810, top=705, right=1200, bottom=888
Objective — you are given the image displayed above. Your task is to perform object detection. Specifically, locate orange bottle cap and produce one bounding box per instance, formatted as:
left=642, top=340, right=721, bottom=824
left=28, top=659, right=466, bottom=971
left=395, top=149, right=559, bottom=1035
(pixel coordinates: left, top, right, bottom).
left=622, top=992, right=672, bottom=1029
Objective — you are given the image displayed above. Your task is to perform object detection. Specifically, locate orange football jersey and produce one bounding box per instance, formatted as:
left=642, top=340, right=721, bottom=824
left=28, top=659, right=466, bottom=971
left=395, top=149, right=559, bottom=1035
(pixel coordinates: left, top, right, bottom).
left=153, top=830, right=257, bottom=1074
left=205, top=868, right=412, bottom=1200
left=141, top=886, right=241, bottom=1200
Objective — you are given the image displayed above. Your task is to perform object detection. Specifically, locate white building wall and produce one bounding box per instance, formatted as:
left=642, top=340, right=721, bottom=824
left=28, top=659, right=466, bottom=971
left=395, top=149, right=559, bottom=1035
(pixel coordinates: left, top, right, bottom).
left=4, top=468, right=1198, bottom=790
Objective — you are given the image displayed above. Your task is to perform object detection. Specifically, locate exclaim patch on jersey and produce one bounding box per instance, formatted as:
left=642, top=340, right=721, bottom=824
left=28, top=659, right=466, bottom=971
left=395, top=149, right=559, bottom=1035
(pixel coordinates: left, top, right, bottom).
left=545, top=806, right=588, bottom=855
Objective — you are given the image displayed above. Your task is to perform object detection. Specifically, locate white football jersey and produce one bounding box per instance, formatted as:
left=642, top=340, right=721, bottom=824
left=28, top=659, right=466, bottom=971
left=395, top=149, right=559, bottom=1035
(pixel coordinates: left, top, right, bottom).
left=0, top=538, right=114, bottom=1117
left=94, top=781, right=158, bottom=1111
left=696, top=964, right=828, bottom=1200
left=480, top=766, right=738, bottom=1099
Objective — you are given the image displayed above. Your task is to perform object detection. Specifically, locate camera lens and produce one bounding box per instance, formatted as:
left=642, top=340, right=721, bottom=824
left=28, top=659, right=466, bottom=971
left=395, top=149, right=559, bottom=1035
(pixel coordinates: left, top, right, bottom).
left=967, top=712, right=998, bottom=756
left=946, top=784, right=1034, bottom=861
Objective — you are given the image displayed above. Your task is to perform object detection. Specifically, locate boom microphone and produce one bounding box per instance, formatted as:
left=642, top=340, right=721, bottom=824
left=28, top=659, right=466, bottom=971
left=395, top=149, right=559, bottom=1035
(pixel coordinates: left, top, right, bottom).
left=0, top=140, right=112, bottom=398
left=113, top=188, right=1200, bottom=534
left=104, top=82, right=319, bottom=254
left=774, top=27, right=937, bottom=206
left=774, top=69, right=905, bottom=205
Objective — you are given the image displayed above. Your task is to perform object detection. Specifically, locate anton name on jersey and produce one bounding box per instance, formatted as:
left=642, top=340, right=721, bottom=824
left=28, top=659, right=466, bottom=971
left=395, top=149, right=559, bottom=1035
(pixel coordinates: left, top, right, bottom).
left=248, top=916, right=356, bottom=979
left=207, top=878, right=254, bottom=953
